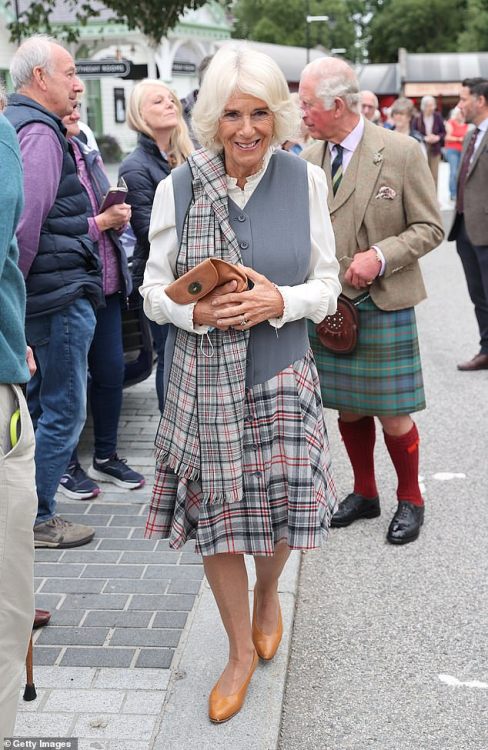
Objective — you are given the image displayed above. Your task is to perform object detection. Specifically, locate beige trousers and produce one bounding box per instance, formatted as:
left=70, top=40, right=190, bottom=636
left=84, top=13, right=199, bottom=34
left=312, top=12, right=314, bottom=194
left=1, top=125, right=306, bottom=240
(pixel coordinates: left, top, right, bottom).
left=0, top=384, right=37, bottom=744
left=427, top=149, right=441, bottom=189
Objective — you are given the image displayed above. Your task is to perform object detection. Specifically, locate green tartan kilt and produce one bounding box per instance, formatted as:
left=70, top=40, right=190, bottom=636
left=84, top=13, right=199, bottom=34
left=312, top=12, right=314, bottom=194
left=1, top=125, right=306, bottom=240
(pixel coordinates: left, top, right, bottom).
left=309, top=297, right=426, bottom=416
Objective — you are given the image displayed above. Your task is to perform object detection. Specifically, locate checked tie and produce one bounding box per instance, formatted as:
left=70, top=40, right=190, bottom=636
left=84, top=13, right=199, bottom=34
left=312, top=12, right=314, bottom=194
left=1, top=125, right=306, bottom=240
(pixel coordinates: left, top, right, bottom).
left=331, top=144, right=344, bottom=196
left=456, top=127, right=479, bottom=214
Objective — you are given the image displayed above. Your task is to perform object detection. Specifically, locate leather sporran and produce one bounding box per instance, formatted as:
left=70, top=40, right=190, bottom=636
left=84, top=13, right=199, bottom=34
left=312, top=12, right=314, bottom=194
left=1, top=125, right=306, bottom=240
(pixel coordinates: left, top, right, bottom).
left=315, top=294, right=359, bottom=354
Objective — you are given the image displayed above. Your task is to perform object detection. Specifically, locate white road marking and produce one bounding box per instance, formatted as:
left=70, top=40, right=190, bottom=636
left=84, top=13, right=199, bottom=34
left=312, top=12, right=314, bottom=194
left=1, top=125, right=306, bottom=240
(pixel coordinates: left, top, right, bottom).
left=433, top=472, right=466, bottom=481
left=439, top=674, right=488, bottom=689
left=418, top=474, right=426, bottom=495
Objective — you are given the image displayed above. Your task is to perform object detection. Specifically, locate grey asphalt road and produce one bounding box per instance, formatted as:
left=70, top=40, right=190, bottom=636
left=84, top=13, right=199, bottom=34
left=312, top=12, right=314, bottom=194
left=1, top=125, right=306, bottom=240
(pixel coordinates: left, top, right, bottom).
left=279, top=216, right=488, bottom=750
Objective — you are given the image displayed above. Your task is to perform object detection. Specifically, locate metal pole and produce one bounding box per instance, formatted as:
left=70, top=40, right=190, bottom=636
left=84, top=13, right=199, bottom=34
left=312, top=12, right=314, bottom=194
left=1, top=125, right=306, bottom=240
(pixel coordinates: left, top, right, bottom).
left=14, top=0, right=21, bottom=45
left=306, top=0, right=310, bottom=65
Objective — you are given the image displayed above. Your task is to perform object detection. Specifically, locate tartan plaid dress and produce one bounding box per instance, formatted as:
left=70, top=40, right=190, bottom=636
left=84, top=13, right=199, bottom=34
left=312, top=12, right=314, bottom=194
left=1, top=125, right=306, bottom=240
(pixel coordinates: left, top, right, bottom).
left=309, top=297, right=426, bottom=415
left=146, top=350, right=337, bottom=556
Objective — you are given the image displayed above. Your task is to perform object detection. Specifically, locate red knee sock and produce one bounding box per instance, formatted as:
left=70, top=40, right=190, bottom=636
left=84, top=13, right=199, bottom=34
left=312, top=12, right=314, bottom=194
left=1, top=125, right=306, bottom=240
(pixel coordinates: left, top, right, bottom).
left=338, top=416, right=378, bottom=500
left=383, top=422, right=424, bottom=506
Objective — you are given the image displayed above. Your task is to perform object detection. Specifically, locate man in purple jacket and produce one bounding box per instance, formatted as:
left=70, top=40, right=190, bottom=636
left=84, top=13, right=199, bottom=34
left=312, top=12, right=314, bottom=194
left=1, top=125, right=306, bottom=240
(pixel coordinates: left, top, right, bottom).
left=5, top=35, right=103, bottom=548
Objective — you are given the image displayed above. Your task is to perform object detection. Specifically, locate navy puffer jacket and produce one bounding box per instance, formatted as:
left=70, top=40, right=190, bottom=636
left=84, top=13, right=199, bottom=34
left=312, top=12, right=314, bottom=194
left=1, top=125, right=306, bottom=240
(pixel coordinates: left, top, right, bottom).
left=5, top=95, right=103, bottom=318
left=119, top=133, right=171, bottom=290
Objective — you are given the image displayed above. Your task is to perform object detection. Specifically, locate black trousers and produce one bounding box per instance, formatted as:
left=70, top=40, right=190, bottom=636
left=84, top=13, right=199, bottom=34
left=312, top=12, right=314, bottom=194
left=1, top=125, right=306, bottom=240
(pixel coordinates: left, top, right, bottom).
left=456, top=215, right=488, bottom=354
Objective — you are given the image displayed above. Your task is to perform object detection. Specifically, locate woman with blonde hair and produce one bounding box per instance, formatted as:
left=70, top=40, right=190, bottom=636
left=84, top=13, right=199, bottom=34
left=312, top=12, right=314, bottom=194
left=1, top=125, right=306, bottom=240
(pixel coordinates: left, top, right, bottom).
left=119, top=80, right=193, bottom=411
left=141, top=44, right=340, bottom=723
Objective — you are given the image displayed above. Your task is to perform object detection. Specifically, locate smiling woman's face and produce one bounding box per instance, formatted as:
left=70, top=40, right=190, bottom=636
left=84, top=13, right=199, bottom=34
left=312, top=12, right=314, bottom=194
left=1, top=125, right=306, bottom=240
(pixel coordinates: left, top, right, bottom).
left=217, top=92, right=274, bottom=180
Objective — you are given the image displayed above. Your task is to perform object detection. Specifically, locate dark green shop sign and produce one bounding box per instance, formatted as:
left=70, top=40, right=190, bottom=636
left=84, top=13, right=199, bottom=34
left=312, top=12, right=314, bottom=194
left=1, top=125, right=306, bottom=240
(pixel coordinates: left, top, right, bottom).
left=76, top=59, right=131, bottom=78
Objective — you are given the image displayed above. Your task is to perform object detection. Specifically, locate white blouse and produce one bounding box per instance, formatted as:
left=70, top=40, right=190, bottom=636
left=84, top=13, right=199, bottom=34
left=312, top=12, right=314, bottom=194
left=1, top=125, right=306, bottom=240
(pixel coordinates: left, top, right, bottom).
left=140, top=151, right=340, bottom=334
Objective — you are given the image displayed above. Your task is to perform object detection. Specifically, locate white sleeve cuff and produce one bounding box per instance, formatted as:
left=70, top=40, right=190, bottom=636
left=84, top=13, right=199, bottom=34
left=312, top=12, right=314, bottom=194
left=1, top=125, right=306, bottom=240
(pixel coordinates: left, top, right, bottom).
left=268, top=280, right=337, bottom=328
left=372, top=245, right=386, bottom=276
left=143, top=289, right=210, bottom=334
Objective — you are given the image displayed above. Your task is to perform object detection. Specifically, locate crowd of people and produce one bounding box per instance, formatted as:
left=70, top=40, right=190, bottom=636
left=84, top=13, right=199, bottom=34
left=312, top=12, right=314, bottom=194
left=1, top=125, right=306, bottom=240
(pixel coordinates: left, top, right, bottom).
left=359, top=88, right=470, bottom=199
left=1, top=33, right=487, bottom=740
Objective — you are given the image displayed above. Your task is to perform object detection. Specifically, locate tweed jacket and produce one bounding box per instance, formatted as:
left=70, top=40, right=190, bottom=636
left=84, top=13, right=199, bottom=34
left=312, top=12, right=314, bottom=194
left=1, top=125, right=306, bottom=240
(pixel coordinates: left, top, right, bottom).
left=448, top=128, right=488, bottom=247
left=302, top=119, right=444, bottom=311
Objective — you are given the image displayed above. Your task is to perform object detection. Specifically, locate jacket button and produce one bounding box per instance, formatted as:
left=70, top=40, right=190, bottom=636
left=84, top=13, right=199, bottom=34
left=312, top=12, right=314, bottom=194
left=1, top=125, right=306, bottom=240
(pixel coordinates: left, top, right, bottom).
left=237, top=214, right=246, bottom=222
left=240, top=241, right=249, bottom=249
left=188, top=281, right=202, bottom=295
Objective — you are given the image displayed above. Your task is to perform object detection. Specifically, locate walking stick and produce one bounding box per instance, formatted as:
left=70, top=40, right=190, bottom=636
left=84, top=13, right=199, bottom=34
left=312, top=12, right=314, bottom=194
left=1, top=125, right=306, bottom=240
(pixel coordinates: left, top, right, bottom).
left=23, top=635, right=36, bottom=701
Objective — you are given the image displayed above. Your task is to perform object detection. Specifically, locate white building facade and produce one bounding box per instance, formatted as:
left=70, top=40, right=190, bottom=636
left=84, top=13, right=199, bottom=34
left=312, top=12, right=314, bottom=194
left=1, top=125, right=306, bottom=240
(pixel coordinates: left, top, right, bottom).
left=0, top=1, right=326, bottom=154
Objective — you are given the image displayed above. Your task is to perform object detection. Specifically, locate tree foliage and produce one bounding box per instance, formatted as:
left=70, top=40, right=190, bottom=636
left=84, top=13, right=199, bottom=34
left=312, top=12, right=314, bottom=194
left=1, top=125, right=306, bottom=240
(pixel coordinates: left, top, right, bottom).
left=458, top=0, right=488, bottom=51
left=8, top=0, right=484, bottom=63
left=232, top=0, right=359, bottom=61
left=7, top=0, right=230, bottom=46
left=367, top=0, right=468, bottom=62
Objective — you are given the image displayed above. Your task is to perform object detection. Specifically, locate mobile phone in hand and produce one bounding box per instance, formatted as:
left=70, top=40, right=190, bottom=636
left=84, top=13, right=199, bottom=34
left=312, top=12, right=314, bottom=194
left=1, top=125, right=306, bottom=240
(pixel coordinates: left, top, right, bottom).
left=100, top=176, right=128, bottom=212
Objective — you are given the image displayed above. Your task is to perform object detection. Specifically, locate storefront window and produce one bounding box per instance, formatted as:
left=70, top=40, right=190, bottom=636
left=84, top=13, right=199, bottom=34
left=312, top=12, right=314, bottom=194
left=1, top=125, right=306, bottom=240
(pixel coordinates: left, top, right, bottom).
left=85, top=79, right=102, bottom=136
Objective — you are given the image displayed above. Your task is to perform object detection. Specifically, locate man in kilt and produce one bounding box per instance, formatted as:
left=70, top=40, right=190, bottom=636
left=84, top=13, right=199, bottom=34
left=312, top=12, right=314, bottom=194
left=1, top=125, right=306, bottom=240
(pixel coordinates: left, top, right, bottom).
left=299, top=57, right=444, bottom=544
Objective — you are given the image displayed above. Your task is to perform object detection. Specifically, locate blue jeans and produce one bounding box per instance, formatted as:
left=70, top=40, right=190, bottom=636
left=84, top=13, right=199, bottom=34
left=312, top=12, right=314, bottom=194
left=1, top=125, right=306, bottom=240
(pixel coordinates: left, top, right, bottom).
left=149, top=318, right=168, bottom=414
left=445, top=148, right=461, bottom=200
left=26, top=297, right=96, bottom=523
left=74, top=293, right=125, bottom=461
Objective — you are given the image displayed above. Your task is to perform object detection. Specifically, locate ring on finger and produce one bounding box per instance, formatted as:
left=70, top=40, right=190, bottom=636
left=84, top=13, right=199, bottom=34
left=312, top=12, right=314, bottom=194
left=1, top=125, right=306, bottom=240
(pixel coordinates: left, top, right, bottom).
left=240, top=315, right=249, bottom=327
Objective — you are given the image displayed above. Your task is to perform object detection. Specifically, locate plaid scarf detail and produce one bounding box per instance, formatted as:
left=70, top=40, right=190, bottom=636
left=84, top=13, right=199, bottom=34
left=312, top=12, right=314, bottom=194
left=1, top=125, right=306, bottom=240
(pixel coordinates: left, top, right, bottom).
left=154, top=148, right=249, bottom=505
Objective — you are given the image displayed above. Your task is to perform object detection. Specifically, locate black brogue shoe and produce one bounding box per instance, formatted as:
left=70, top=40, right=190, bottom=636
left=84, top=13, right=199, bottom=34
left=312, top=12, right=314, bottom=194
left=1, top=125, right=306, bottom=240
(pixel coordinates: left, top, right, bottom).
left=330, top=492, right=381, bottom=527
left=387, top=501, right=424, bottom=545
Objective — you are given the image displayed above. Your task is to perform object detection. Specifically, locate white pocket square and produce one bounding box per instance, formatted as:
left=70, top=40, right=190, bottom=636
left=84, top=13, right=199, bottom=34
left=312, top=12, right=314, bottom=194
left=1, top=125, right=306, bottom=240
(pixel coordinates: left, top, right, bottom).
left=375, top=186, right=397, bottom=200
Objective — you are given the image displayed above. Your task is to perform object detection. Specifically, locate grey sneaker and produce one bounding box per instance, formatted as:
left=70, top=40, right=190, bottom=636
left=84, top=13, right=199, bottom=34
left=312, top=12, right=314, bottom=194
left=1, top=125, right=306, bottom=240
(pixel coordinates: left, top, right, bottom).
left=34, top=515, right=95, bottom=549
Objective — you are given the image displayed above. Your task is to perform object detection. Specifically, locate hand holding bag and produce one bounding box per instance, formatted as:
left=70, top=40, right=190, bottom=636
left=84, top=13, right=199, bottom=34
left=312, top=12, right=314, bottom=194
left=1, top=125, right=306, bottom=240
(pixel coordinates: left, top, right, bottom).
left=165, top=258, right=248, bottom=304
left=315, top=294, right=359, bottom=354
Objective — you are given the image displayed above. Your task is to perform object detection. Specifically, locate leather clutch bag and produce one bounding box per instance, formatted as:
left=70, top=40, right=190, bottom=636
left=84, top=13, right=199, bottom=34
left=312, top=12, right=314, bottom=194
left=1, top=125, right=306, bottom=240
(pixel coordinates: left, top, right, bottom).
left=315, top=294, right=359, bottom=354
left=165, top=258, right=248, bottom=304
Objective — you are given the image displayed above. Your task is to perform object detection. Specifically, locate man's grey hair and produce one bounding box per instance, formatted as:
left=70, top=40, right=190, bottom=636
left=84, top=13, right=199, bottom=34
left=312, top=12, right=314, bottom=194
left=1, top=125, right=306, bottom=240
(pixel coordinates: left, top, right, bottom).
left=360, top=89, right=378, bottom=108
left=304, top=58, right=360, bottom=113
left=10, top=34, right=58, bottom=90
left=420, top=95, right=436, bottom=112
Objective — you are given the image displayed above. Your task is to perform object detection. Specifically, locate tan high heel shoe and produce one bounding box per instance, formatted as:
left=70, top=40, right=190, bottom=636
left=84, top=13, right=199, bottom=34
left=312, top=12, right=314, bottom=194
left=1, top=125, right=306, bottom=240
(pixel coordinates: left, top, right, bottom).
left=252, top=591, right=283, bottom=661
left=208, top=650, right=259, bottom=723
